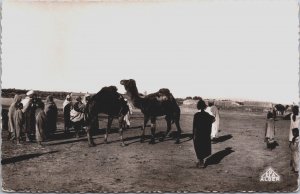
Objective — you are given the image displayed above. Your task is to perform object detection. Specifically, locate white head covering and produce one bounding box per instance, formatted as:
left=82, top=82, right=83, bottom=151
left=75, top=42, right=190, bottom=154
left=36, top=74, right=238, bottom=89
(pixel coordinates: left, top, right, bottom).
left=26, top=90, right=34, bottom=96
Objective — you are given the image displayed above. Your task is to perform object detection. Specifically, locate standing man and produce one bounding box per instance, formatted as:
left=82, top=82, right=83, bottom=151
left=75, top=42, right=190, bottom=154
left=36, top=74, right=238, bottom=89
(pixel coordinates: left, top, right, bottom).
left=21, top=90, right=35, bottom=141
left=193, top=99, right=215, bottom=168
left=209, top=101, right=220, bottom=140
left=123, top=99, right=133, bottom=129
left=8, top=94, right=22, bottom=140
left=63, top=94, right=73, bottom=134
left=45, top=95, right=58, bottom=138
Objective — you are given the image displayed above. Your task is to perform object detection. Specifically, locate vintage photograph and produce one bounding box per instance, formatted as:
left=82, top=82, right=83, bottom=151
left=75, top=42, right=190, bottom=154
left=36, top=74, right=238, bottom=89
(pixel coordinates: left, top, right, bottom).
left=1, top=0, right=299, bottom=192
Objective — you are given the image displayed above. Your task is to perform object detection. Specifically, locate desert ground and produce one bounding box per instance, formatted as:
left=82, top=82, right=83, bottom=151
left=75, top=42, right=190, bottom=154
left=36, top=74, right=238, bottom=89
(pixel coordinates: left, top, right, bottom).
left=1, top=104, right=298, bottom=192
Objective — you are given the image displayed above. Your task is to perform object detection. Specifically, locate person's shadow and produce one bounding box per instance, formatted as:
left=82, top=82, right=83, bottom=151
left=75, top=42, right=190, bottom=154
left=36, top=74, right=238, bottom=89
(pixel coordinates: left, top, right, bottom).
left=205, top=147, right=234, bottom=166
left=1, top=150, right=59, bottom=165
left=212, top=134, right=233, bottom=144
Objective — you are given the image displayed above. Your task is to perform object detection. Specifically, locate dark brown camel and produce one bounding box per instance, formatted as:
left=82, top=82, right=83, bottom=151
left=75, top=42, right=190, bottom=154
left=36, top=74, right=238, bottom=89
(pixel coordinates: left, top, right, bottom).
left=120, top=79, right=182, bottom=144
left=85, top=86, right=129, bottom=147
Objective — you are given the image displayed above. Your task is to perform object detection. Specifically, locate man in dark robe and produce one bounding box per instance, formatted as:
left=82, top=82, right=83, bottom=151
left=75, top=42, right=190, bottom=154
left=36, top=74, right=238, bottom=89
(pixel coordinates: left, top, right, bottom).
left=45, top=95, right=58, bottom=138
left=193, top=98, right=215, bottom=168
left=63, top=94, right=73, bottom=133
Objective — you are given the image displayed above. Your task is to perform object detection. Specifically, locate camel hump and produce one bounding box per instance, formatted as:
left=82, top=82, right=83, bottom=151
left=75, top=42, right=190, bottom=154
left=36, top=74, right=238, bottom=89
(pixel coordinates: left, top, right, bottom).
left=158, top=88, right=171, bottom=95
left=148, top=88, right=173, bottom=102
left=101, top=86, right=118, bottom=93
left=158, top=88, right=173, bottom=99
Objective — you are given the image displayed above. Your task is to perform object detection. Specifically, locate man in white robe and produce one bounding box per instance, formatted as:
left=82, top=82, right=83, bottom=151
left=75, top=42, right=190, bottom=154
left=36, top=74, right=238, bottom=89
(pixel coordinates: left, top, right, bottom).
left=207, top=101, right=220, bottom=140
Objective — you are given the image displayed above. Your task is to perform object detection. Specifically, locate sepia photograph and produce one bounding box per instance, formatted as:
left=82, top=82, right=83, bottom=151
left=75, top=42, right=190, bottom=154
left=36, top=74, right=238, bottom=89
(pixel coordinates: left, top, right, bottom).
left=0, top=0, right=299, bottom=192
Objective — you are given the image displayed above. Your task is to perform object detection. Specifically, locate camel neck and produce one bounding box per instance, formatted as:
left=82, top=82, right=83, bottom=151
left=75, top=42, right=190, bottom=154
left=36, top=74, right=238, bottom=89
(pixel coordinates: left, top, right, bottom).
left=128, top=85, right=140, bottom=101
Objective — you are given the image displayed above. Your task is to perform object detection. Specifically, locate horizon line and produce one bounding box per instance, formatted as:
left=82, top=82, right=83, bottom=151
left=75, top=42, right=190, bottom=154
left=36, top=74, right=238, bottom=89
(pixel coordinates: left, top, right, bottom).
left=1, top=87, right=296, bottom=105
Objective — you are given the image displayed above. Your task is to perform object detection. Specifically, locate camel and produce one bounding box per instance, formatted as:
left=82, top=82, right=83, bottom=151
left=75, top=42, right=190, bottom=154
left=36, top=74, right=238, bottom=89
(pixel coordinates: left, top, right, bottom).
left=120, top=79, right=182, bottom=144
left=85, top=86, right=129, bottom=147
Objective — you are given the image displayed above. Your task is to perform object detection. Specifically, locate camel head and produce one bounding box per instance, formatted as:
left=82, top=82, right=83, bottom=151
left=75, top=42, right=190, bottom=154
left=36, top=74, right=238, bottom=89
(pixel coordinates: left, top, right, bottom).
left=120, top=79, right=139, bottom=98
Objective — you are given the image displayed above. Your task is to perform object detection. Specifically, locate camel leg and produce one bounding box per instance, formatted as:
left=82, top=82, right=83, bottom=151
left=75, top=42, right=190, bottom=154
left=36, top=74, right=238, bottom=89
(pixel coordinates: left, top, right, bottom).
left=174, top=118, right=182, bottom=144
left=160, top=117, right=171, bottom=142
left=87, top=116, right=96, bottom=147
left=118, top=116, right=126, bottom=147
left=141, top=116, right=149, bottom=143
left=105, top=116, right=113, bottom=144
left=149, top=117, right=156, bottom=144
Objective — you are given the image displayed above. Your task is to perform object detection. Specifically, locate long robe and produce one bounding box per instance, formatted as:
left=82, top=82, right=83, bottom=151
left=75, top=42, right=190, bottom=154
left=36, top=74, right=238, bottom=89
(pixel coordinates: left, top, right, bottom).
left=289, top=114, right=300, bottom=142
left=265, top=118, right=275, bottom=139
left=124, top=101, right=133, bottom=126
left=8, top=95, right=22, bottom=134
left=193, top=110, right=215, bottom=160
left=21, top=96, right=33, bottom=133
left=14, top=109, right=24, bottom=140
left=71, top=101, right=85, bottom=136
left=290, top=137, right=299, bottom=172
left=35, top=108, right=46, bottom=142
left=63, top=100, right=72, bottom=129
left=210, top=105, right=220, bottom=138
left=45, top=96, right=58, bottom=134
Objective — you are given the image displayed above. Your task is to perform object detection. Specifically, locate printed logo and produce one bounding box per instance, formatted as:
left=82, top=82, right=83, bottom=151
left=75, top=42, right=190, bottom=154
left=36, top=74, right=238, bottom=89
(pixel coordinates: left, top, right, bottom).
left=260, top=167, right=280, bottom=182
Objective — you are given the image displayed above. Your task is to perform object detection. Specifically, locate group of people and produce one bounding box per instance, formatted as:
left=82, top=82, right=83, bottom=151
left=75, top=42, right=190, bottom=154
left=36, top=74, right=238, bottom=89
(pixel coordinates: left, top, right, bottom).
left=7, top=90, right=58, bottom=146
left=263, top=105, right=299, bottom=173
left=192, top=98, right=299, bottom=172
left=7, top=90, right=133, bottom=147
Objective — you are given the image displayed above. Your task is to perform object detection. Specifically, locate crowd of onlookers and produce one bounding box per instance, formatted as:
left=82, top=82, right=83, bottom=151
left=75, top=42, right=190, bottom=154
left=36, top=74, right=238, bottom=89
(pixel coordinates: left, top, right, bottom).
left=5, top=90, right=133, bottom=147
left=6, top=90, right=90, bottom=147
left=7, top=90, right=60, bottom=146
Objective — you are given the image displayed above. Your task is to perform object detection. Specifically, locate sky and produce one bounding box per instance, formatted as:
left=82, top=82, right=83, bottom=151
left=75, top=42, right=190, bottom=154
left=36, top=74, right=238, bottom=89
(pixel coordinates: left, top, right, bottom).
left=1, top=0, right=299, bottom=104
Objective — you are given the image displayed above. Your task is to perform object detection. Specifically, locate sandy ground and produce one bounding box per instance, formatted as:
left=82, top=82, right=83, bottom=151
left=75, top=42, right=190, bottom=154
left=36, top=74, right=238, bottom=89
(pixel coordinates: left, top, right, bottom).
left=1, top=108, right=298, bottom=192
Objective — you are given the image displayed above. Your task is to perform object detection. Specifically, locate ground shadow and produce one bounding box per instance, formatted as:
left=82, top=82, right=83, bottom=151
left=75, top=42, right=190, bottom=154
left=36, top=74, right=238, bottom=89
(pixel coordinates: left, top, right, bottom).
left=1, top=150, right=59, bottom=165
left=178, top=133, right=193, bottom=143
left=124, top=135, right=153, bottom=145
left=45, top=137, right=88, bottom=146
left=212, top=134, right=233, bottom=143
left=205, top=147, right=234, bottom=166
left=267, top=141, right=279, bottom=150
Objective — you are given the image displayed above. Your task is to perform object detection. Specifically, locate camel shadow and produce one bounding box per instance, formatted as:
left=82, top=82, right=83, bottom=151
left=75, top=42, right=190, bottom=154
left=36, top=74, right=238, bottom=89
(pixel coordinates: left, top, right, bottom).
left=179, top=133, right=193, bottom=143
left=1, top=150, right=59, bottom=165
left=205, top=147, right=234, bottom=166
left=156, top=132, right=193, bottom=144
left=124, top=135, right=153, bottom=145
left=45, top=137, right=88, bottom=146
left=212, top=134, right=233, bottom=144
left=45, top=127, right=123, bottom=146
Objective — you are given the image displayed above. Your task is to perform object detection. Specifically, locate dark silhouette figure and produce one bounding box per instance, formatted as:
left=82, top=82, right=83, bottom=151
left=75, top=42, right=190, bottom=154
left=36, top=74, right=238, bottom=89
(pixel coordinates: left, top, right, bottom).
left=193, top=99, right=215, bottom=168
left=85, top=86, right=129, bottom=147
left=205, top=147, right=234, bottom=166
left=120, top=79, right=182, bottom=144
